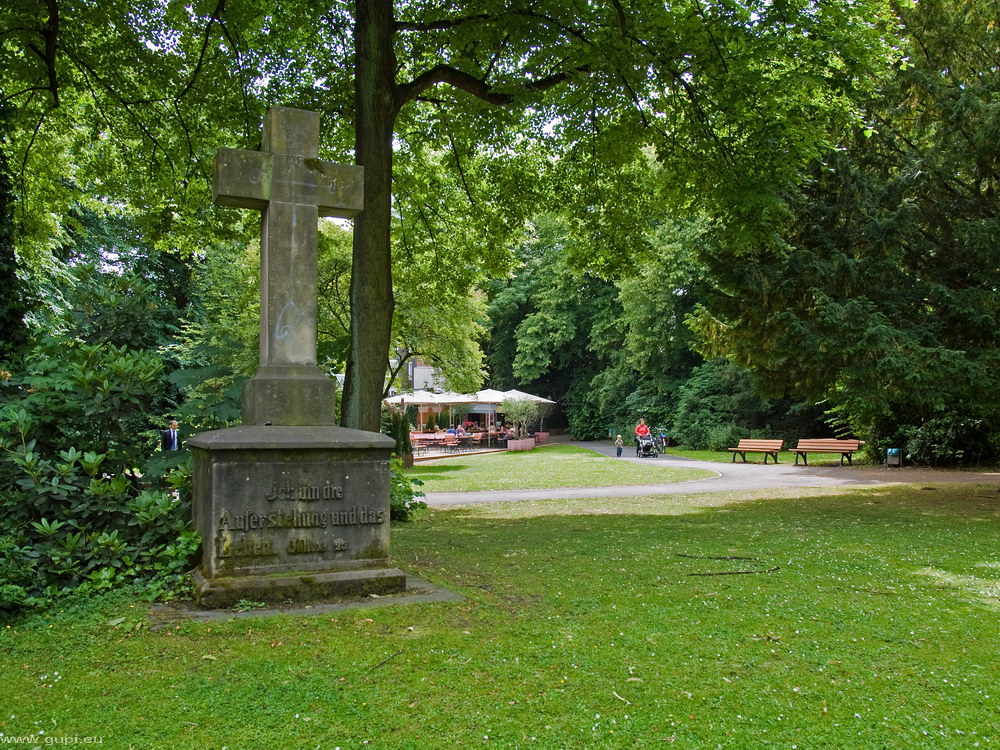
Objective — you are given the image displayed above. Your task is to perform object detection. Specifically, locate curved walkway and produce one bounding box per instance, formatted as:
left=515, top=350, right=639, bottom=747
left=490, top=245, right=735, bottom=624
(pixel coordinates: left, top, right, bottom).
left=422, top=440, right=998, bottom=506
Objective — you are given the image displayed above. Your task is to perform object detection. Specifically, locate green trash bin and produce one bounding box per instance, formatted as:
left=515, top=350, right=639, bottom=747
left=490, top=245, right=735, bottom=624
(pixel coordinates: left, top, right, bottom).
left=886, top=448, right=902, bottom=467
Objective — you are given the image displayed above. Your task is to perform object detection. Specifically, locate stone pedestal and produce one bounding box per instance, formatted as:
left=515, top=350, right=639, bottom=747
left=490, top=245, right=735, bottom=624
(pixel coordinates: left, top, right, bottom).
left=241, top=366, right=337, bottom=426
left=189, top=425, right=403, bottom=608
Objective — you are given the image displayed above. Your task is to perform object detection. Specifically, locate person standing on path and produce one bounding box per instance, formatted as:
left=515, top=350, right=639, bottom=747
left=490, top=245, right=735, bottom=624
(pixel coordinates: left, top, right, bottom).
left=615, top=434, right=624, bottom=457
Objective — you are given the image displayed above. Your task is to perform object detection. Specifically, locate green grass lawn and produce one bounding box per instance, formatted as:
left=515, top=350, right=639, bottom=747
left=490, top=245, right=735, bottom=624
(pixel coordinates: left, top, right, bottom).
left=664, top=446, right=876, bottom=466
left=2, top=482, right=998, bottom=748
left=408, top=443, right=716, bottom=492
left=662, top=447, right=737, bottom=462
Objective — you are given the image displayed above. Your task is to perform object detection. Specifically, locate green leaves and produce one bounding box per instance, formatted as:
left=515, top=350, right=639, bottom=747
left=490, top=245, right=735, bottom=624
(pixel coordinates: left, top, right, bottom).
left=686, top=0, right=1000, bottom=459
left=30, top=517, right=67, bottom=540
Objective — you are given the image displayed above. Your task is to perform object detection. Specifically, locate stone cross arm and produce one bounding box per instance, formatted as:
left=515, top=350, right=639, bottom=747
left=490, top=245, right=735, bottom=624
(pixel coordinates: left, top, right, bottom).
left=214, top=148, right=364, bottom=219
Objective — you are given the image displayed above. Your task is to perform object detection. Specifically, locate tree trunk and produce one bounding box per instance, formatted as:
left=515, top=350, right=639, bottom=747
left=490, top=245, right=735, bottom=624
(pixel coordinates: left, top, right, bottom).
left=342, top=0, right=398, bottom=431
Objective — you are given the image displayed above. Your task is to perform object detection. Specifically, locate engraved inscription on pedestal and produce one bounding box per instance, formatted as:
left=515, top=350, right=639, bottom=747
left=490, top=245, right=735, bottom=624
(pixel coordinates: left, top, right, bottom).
left=190, top=426, right=397, bottom=580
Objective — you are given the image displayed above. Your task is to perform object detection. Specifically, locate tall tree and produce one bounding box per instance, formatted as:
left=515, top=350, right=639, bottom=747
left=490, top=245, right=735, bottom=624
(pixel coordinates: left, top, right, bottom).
left=691, top=0, right=1000, bottom=457
left=341, top=0, right=899, bottom=429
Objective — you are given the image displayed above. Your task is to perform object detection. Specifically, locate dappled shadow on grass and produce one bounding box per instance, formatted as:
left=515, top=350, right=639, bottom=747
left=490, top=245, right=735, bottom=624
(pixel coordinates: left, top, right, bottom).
left=424, top=481, right=1000, bottom=522
left=398, top=482, right=1000, bottom=603
left=408, top=463, right=469, bottom=478
left=428, top=486, right=876, bottom=520
left=5, top=482, right=1000, bottom=747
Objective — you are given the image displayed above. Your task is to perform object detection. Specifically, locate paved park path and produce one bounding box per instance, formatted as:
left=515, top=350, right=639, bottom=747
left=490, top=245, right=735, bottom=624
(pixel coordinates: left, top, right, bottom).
left=422, top=440, right=999, bottom=507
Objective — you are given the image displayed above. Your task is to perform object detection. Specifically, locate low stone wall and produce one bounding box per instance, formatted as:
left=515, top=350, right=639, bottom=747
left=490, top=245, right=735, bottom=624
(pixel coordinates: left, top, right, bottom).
left=507, top=437, right=536, bottom=451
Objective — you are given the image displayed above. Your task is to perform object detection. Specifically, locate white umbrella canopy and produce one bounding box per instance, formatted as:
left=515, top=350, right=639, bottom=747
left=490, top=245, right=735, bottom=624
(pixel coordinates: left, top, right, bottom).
left=474, top=388, right=509, bottom=404
left=433, top=391, right=481, bottom=404
left=383, top=389, right=444, bottom=405
left=386, top=388, right=554, bottom=405
left=502, top=388, right=556, bottom=404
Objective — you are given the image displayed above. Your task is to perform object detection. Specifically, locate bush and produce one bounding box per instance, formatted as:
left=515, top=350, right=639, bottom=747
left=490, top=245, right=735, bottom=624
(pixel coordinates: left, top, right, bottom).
left=670, top=358, right=828, bottom=449
left=704, top=423, right=746, bottom=452
left=901, top=418, right=997, bottom=466
left=566, top=394, right=608, bottom=440
left=384, top=409, right=412, bottom=454
left=390, top=458, right=426, bottom=521
left=498, top=399, right=539, bottom=438
left=0, top=535, right=36, bottom=611
left=0, top=418, right=198, bottom=610
left=2, top=337, right=167, bottom=471
left=0, top=337, right=199, bottom=612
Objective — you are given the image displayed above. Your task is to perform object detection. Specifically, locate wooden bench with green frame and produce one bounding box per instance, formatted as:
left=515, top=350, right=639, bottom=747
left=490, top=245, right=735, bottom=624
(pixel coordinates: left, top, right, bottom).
left=791, top=438, right=864, bottom=466
left=727, top=439, right=785, bottom=464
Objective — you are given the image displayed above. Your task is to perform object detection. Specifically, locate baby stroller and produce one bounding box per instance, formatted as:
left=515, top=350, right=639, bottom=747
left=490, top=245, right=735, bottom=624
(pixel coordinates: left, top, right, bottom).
left=636, top=434, right=658, bottom=458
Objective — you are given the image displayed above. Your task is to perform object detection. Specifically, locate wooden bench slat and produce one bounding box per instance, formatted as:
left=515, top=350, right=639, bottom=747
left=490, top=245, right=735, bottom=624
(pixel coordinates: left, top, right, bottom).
left=730, top=440, right=784, bottom=449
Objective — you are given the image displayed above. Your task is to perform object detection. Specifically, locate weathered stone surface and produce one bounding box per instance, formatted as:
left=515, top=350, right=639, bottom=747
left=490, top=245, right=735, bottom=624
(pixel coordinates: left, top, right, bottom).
left=213, top=151, right=364, bottom=216
left=191, top=108, right=402, bottom=609
left=192, top=567, right=407, bottom=609
left=212, top=107, right=363, bottom=426
left=190, top=426, right=396, bottom=580
left=241, top=366, right=336, bottom=427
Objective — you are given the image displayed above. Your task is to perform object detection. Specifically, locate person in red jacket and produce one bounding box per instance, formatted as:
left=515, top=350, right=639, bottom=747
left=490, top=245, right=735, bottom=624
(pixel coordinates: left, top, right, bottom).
left=634, top=418, right=651, bottom=456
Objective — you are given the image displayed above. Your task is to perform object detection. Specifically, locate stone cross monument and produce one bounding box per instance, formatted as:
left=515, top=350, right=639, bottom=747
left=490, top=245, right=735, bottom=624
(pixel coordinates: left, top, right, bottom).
left=213, top=106, right=362, bottom=425
left=188, top=107, right=403, bottom=608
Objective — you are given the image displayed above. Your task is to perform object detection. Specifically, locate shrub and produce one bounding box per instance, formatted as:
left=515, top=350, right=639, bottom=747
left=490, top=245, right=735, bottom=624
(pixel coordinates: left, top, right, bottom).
left=901, top=418, right=997, bottom=466
left=0, top=336, right=199, bottom=612
left=385, top=409, right=412, bottom=455
left=0, top=418, right=198, bottom=610
left=3, top=337, right=166, bottom=471
left=704, top=423, right=745, bottom=452
left=390, top=458, right=426, bottom=521
left=498, top=399, right=539, bottom=438
left=0, top=535, right=35, bottom=611
left=670, top=358, right=828, bottom=449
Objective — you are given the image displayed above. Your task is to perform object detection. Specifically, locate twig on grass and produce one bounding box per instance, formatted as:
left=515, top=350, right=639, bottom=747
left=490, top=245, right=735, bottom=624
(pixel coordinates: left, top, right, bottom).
left=676, top=554, right=758, bottom=560
left=612, top=690, right=632, bottom=705
left=368, top=649, right=404, bottom=672
left=687, top=566, right=780, bottom=577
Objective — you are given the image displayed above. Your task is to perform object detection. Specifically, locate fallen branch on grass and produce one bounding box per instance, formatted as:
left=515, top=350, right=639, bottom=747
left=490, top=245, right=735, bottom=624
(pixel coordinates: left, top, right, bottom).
left=368, top=649, right=404, bottom=671
left=676, top=553, right=758, bottom=561
left=687, top=566, right=780, bottom=577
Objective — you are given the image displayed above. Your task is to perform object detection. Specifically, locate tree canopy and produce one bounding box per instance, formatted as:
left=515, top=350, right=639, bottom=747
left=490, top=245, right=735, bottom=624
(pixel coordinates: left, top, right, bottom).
left=690, top=0, right=1000, bottom=457
left=3, top=0, right=902, bottom=429
left=6, top=0, right=993, bottom=459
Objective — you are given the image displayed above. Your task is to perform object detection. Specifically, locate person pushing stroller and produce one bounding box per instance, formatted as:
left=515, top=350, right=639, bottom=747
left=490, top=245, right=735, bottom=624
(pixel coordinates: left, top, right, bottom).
left=634, top=418, right=657, bottom=457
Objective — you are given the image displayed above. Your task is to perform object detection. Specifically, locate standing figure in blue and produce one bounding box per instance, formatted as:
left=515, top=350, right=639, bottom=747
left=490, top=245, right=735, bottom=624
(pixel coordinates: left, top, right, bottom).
left=615, top=434, right=624, bottom=457
left=161, top=420, right=181, bottom=451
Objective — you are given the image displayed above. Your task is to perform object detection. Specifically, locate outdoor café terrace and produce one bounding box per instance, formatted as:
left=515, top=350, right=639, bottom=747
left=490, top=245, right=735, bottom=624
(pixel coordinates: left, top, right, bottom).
left=384, top=388, right=555, bottom=459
